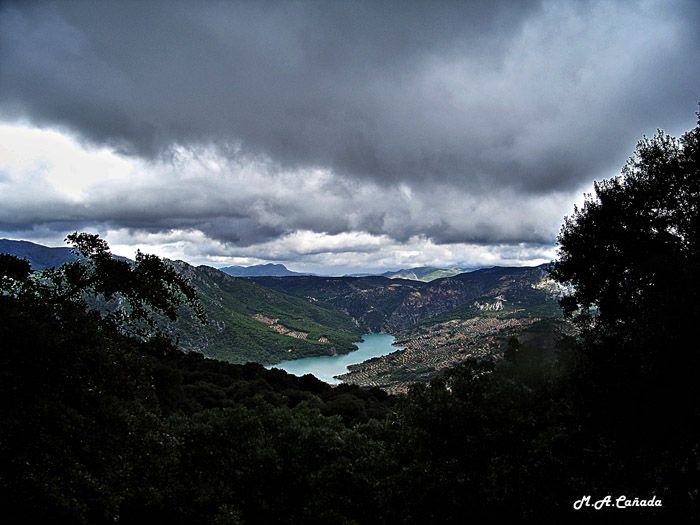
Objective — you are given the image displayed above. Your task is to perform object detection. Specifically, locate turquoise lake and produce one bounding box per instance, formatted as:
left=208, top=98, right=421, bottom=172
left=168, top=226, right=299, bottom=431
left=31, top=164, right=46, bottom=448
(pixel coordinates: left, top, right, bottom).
left=268, top=332, right=403, bottom=384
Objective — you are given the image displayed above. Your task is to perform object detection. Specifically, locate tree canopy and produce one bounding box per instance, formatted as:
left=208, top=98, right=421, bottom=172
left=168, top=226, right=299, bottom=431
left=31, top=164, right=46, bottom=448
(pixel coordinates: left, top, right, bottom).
left=550, top=116, right=700, bottom=388
left=1, top=232, right=206, bottom=331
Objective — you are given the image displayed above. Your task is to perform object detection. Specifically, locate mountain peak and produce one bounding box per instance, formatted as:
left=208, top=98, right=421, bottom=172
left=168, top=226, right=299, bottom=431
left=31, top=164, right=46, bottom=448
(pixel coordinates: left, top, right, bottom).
left=219, top=263, right=308, bottom=278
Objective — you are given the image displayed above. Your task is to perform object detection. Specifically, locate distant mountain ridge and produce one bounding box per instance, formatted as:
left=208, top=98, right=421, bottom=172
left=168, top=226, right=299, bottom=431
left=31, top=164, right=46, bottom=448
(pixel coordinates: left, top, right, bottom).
left=251, top=264, right=558, bottom=332
left=346, top=266, right=479, bottom=281
left=219, top=263, right=309, bottom=277
left=0, top=239, right=303, bottom=278
left=0, top=239, right=129, bottom=270
left=0, top=239, right=78, bottom=271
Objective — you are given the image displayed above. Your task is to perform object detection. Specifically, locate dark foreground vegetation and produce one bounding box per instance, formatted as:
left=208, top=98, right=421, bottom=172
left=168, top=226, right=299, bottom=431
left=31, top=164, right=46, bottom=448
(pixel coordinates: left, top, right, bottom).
left=1, top=116, right=699, bottom=523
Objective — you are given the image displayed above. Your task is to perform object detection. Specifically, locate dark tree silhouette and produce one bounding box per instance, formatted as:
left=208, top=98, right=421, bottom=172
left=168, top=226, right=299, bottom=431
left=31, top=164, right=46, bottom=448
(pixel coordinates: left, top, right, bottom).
left=55, top=232, right=205, bottom=325
left=550, top=115, right=700, bottom=387
left=0, top=234, right=207, bottom=522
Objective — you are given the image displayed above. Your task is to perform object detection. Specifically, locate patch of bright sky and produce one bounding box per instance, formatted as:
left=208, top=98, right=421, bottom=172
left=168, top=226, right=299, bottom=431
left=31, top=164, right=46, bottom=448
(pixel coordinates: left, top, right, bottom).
left=0, top=122, right=135, bottom=200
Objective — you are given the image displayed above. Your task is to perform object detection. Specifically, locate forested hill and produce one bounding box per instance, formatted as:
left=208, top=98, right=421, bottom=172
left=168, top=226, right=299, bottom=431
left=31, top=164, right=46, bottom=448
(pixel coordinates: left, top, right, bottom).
left=251, top=264, right=556, bottom=331
left=164, top=261, right=362, bottom=363
left=0, top=239, right=362, bottom=364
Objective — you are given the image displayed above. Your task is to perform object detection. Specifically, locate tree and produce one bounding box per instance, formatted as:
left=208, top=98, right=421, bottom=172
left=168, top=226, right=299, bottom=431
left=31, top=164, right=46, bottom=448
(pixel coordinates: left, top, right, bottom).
left=546, top=114, right=700, bottom=519
left=64, top=232, right=206, bottom=324
left=0, top=233, right=205, bottom=522
left=550, top=113, right=700, bottom=402
left=2, top=232, right=205, bottom=332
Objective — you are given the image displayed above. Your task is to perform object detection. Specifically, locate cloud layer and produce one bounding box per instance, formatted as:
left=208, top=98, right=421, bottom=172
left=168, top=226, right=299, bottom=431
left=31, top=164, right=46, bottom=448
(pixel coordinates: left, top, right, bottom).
left=0, top=1, right=698, bottom=271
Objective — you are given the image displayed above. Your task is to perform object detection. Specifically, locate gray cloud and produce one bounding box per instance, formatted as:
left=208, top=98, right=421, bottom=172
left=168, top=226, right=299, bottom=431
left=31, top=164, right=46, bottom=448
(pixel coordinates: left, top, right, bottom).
left=2, top=1, right=698, bottom=192
left=0, top=141, right=571, bottom=248
left=0, top=0, right=698, bottom=270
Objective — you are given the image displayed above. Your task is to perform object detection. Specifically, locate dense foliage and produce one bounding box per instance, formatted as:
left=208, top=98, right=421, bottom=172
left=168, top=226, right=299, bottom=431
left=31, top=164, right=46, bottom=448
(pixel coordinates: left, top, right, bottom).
left=551, top=121, right=699, bottom=383
left=1, top=115, right=699, bottom=522
left=550, top=118, right=700, bottom=472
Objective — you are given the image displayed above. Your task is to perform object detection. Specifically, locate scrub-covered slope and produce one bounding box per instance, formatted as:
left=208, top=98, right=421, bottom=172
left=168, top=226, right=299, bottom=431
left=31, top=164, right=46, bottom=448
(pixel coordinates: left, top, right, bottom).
left=166, top=261, right=362, bottom=364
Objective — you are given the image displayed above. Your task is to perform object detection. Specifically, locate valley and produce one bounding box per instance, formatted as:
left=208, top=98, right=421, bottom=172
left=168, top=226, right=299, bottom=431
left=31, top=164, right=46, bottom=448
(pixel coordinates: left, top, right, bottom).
left=162, top=261, right=363, bottom=364
left=268, top=332, right=404, bottom=384
left=251, top=265, right=567, bottom=390
left=1, top=239, right=566, bottom=386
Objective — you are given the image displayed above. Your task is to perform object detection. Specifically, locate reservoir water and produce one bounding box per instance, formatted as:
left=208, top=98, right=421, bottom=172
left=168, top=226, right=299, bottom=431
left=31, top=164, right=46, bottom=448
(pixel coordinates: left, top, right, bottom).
left=268, top=332, right=402, bottom=384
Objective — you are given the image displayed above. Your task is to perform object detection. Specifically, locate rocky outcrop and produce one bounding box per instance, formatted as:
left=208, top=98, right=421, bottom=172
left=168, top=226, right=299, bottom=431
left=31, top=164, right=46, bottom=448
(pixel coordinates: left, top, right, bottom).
left=253, top=314, right=277, bottom=326
left=474, top=300, right=504, bottom=311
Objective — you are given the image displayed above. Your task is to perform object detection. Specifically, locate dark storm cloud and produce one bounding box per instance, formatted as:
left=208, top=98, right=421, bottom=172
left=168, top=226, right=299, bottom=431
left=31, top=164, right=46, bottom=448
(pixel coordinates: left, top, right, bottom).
left=0, top=0, right=540, bottom=176
left=0, top=0, right=699, bottom=259
left=2, top=0, right=698, bottom=194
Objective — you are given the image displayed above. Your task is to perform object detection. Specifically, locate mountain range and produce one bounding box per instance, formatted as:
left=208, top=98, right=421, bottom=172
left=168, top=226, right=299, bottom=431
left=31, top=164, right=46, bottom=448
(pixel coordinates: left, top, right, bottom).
left=1, top=239, right=561, bottom=372
left=250, top=265, right=558, bottom=332
left=221, top=263, right=474, bottom=281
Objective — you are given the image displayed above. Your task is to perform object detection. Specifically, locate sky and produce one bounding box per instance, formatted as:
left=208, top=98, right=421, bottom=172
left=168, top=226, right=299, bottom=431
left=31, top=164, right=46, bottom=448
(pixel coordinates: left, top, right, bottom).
left=0, top=0, right=698, bottom=275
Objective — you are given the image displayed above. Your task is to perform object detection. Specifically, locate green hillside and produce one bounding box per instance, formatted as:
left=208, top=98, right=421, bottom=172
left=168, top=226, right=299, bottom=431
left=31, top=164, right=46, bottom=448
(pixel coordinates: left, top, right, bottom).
left=166, top=262, right=362, bottom=364
left=0, top=239, right=362, bottom=365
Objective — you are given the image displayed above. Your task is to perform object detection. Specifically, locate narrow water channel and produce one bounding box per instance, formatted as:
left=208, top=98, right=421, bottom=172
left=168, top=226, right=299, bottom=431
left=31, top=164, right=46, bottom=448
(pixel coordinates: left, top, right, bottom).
left=268, top=332, right=402, bottom=384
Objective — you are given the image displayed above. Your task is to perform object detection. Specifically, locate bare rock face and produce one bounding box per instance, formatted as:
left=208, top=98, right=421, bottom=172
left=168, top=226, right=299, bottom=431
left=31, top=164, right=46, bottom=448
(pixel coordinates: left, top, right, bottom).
left=253, top=313, right=278, bottom=326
